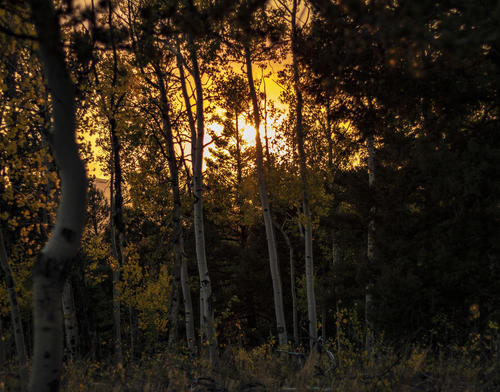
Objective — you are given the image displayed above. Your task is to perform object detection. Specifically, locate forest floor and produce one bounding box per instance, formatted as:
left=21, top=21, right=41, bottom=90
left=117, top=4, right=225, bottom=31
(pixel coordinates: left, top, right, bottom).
left=1, top=341, right=500, bottom=391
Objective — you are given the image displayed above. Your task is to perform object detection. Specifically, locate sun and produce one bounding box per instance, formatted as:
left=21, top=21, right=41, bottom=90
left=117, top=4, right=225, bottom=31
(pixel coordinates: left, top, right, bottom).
left=242, top=122, right=257, bottom=145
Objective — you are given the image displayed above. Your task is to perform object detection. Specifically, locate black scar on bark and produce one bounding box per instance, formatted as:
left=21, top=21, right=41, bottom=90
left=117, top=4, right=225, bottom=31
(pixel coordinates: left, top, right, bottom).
left=44, top=351, right=51, bottom=359
left=61, top=228, right=75, bottom=243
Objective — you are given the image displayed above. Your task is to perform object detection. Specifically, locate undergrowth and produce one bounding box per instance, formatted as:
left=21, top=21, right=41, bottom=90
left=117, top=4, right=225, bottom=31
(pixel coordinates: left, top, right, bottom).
left=1, top=312, right=500, bottom=391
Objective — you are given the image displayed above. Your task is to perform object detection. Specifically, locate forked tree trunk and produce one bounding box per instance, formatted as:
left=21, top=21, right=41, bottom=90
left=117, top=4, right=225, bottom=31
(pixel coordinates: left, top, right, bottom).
left=365, top=134, right=376, bottom=352
left=155, top=67, right=191, bottom=349
left=175, top=47, right=199, bottom=352
left=62, top=280, right=79, bottom=360
left=28, top=1, right=87, bottom=390
left=0, top=228, right=27, bottom=380
left=187, top=36, right=216, bottom=362
left=291, top=0, right=317, bottom=350
left=245, top=45, right=287, bottom=346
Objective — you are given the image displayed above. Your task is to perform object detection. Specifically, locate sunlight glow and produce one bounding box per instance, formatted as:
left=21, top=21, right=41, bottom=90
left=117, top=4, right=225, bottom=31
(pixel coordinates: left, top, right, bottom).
left=242, top=123, right=257, bottom=145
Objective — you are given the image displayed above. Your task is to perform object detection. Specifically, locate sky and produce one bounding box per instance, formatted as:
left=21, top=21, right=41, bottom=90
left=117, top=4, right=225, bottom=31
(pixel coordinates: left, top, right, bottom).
left=75, top=0, right=310, bottom=179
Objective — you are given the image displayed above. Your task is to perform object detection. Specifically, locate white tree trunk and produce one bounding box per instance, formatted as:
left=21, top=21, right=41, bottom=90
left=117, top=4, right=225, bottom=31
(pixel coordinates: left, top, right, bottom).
left=245, top=46, right=288, bottom=346
left=291, top=0, right=317, bottom=350
left=155, top=66, right=194, bottom=349
left=181, top=256, right=196, bottom=351
left=28, top=1, right=87, bottom=390
left=176, top=48, right=201, bottom=353
left=273, top=221, right=299, bottom=346
left=0, top=228, right=28, bottom=380
left=62, top=280, right=79, bottom=360
left=188, top=37, right=216, bottom=362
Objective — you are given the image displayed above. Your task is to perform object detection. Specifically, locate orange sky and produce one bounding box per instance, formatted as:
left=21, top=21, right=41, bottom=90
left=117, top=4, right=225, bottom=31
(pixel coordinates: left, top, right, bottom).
left=77, top=0, right=310, bottom=179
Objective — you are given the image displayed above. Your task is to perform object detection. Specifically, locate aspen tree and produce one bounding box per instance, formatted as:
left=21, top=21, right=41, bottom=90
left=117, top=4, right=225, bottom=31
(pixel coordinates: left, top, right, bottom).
left=28, top=0, right=87, bottom=390
left=291, top=0, right=317, bottom=349
left=154, top=65, right=195, bottom=350
left=245, top=45, right=288, bottom=346
left=273, top=221, right=299, bottom=347
left=187, top=35, right=217, bottom=362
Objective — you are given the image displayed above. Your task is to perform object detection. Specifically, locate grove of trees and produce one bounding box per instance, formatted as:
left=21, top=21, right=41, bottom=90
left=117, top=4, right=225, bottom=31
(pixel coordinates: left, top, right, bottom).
left=0, top=0, right=499, bottom=390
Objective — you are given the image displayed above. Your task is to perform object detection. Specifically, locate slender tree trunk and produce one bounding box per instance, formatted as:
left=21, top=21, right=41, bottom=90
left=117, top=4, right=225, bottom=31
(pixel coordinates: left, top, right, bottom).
left=365, top=134, right=376, bottom=352
left=155, top=67, right=192, bottom=349
left=110, top=168, right=123, bottom=367
left=176, top=48, right=199, bottom=352
left=273, top=222, right=298, bottom=347
left=262, top=73, right=271, bottom=163
left=181, top=257, right=195, bottom=351
left=245, top=45, right=287, bottom=346
left=0, top=228, right=28, bottom=380
left=234, top=112, right=248, bottom=247
left=62, top=280, right=79, bottom=360
left=292, top=0, right=317, bottom=350
left=28, top=1, right=87, bottom=390
left=188, top=36, right=216, bottom=362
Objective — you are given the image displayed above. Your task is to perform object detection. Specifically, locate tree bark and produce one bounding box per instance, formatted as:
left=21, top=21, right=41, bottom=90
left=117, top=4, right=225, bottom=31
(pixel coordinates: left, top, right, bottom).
left=28, top=1, right=87, bottom=390
left=181, top=256, right=195, bottom=351
left=155, top=66, right=193, bottom=349
left=109, top=168, right=123, bottom=367
left=62, top=280, right=79, bottom=360
left=176, top=48, right=200, bottom=353
left=273, top=221, right=298, bottom=347
left=245, top=45, right=287, bottom=346
left=0, top=228, right=28, bottom=380
left=187, top=35, right=216, bottom=362
left=291, top=0, right=317, bottom=350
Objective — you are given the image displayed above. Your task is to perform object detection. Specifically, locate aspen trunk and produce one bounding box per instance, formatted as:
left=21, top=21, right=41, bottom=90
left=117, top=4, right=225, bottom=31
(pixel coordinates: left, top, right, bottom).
left=365, top=134, right=376, bottom=352
left=235, top=112, right=248, bottom=246
left=188, top=36, right=216, bottom=362
left=110, top=170, right=123, bottom=367
left=245, top=45, right=287, bottom=346
left=273, top=222, right=299, bottom=347
left=98, top=1, right=126, bottom=366
left=62, top=280, right=79, bottom=360
left=176, top=48, right=200, bottom=352
left=155, top=67, right=190, bottom=348
left=0, top=228, right=28, bottom=380
left=28, top=1, right=87, bottom=390
left=181, top=257, right=195, bottom=351
left=292, top=0, right=317, bottom=350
